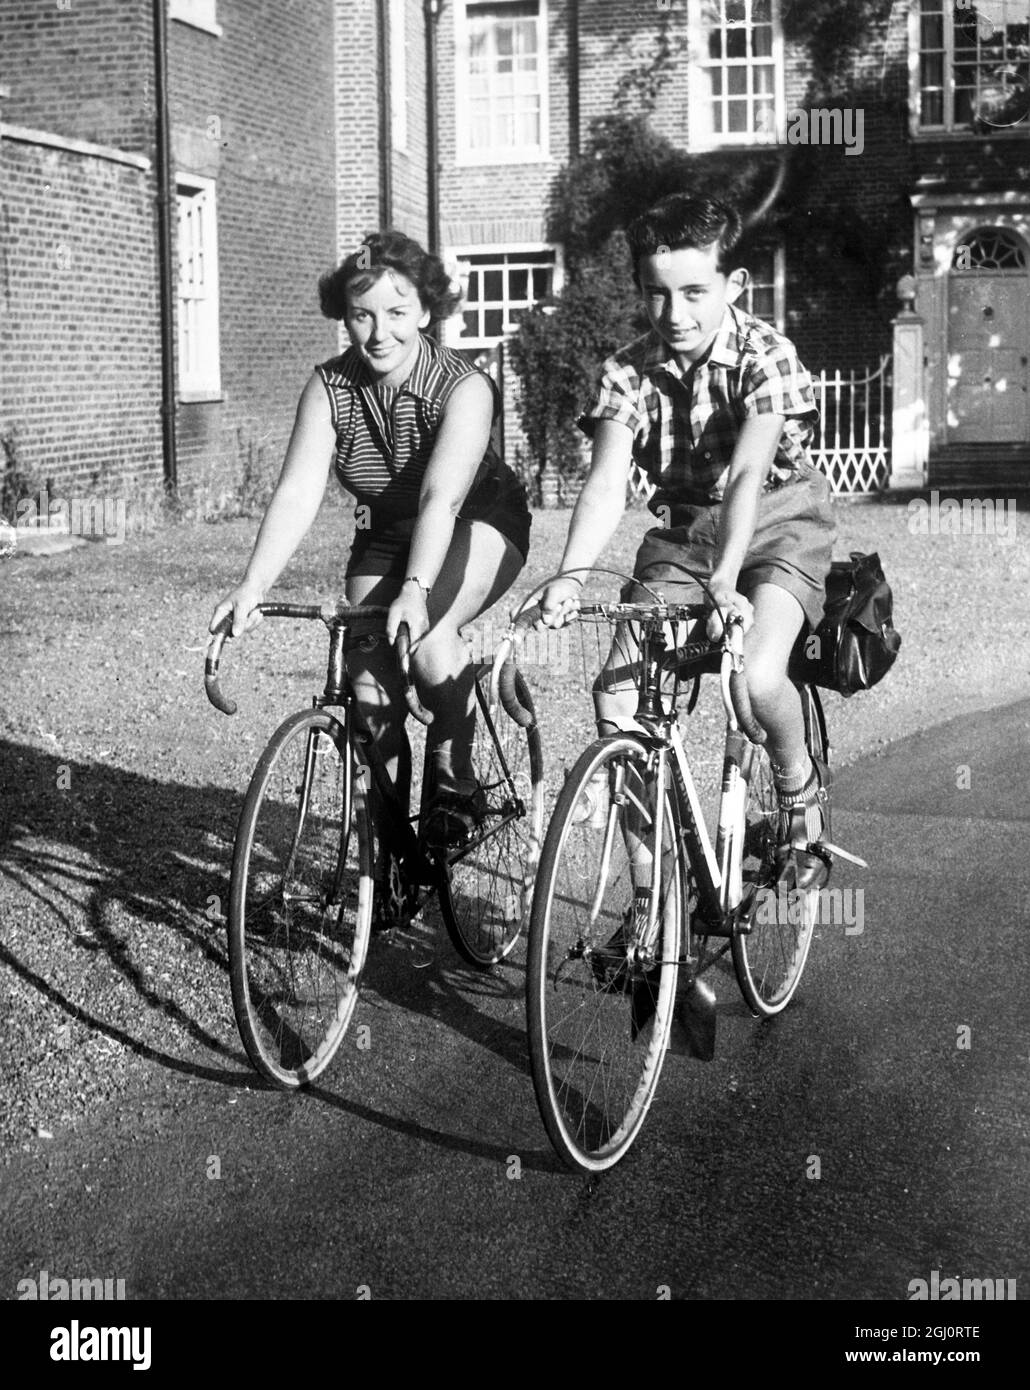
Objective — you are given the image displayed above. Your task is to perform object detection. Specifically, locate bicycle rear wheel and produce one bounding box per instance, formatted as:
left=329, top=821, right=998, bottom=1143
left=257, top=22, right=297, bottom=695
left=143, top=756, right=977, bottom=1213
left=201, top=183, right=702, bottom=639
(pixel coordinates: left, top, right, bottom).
left=527, top=735, right=683, bottom=1172
left=438, top=664, right=544, bottom=968
left=228, top=708, right=374, bottom=1087
left=731, top=684, right=826, bottom=1017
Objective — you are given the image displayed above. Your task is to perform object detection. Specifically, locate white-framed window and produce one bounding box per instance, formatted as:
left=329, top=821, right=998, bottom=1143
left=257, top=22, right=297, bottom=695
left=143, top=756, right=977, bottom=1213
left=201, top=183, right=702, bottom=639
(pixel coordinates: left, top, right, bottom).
left=913, top=0, right=1029, bottom=133
left=689, top=0, right=785, bottom=149
left=169, top=0, right=222, bottom=37
left=454, top=1, right=550, bottom=164
left=444, top=244, right=563, bottom=346
left=176, top=177, right=222, bottom=400
left=390, top=0, right=407, bottom=152
left=742, top=244, right=785, bottom=332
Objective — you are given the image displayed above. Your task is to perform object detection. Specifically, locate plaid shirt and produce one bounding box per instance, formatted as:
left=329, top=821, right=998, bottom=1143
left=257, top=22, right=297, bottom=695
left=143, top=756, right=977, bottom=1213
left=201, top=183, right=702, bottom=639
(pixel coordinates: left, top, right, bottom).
left=579, top=304, right=819, bottom=507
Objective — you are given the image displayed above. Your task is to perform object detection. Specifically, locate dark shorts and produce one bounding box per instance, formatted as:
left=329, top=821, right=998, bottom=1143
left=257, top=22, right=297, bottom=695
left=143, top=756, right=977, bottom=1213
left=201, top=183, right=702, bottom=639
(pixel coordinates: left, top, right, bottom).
left=625, top=466, right=837, bottom=631
left=347, top=465, right=532, bottom=579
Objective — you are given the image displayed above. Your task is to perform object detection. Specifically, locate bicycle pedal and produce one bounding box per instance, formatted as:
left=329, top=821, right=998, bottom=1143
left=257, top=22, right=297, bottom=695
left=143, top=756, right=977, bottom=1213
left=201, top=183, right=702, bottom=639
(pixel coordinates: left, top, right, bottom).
left=813, top=840, right=868, bottom=869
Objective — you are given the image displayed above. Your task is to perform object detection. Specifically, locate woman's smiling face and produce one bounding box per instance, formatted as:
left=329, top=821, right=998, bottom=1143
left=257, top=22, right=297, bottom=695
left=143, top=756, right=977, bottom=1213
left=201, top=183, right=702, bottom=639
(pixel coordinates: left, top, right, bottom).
left=344, top=270, right=431, bottom=384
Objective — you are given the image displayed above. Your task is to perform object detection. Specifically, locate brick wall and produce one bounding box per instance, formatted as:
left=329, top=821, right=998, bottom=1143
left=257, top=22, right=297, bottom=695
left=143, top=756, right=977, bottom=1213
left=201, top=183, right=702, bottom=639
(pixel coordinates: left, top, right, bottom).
left=436, top=0, right=569, bottom=241
left=0, top=0, right=154, bottom=153
left=0, top=137, right=162, bottom=493
left=166, top=0, right=338, bottom=496
left=389, top=0, right=428, bottom=245
left=335, top=0, right=381, bottom=259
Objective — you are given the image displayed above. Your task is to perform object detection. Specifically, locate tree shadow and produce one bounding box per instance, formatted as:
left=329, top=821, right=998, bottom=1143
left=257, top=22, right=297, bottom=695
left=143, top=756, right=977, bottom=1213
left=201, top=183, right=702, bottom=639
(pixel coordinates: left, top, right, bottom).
left=0, top=738, right=539, bottom=1153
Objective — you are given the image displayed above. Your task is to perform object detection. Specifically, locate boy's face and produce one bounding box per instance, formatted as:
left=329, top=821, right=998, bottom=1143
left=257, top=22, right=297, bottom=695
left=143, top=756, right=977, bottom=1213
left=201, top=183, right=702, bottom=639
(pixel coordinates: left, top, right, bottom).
left=638, top=244, right=747, bottom=365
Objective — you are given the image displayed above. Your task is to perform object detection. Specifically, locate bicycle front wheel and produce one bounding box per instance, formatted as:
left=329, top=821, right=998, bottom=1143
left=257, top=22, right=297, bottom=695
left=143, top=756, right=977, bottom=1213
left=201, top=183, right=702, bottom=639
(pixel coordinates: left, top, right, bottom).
left=731, top=684, right=826, bottom=1017
left=438, top=664, right=544, bottom=968
left=527, top=735, right=683, bottom=1172
left=228, top=708, right=374, bottom=1087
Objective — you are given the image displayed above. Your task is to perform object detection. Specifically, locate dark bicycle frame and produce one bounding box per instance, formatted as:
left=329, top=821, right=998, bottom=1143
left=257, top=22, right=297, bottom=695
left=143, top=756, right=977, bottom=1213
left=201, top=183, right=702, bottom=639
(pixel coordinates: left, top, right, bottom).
left=208, top=602, right=531, bottom=921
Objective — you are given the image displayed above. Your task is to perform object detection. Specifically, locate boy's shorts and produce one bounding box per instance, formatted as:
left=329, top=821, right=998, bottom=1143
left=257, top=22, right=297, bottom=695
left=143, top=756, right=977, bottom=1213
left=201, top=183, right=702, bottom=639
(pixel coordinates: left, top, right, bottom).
left=624, top=465, right=836, bottom=632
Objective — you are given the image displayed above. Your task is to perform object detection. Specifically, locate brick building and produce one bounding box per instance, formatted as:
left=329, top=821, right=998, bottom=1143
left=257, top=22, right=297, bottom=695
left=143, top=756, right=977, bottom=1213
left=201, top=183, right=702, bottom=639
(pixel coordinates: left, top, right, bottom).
left=2, top=1, right=1027, bottom=504
left=1, top=0, right=337, bottom=504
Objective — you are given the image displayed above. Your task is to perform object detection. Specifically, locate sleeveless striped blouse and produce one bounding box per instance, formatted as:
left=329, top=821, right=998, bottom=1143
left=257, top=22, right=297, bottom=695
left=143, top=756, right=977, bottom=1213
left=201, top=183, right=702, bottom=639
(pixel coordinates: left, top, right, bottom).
left=315, top=333, right=503, bottom=525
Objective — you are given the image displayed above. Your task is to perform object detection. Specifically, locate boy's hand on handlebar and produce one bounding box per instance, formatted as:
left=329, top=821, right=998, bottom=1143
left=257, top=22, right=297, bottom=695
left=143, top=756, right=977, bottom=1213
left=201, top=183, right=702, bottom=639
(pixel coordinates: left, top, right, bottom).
left=387, top=587, right=430, bottom=646
left=210, top=584, right=266, bottom=638
left=705, top=583, right=754, bottom=640
left=538, top=575, right=583, bottom=629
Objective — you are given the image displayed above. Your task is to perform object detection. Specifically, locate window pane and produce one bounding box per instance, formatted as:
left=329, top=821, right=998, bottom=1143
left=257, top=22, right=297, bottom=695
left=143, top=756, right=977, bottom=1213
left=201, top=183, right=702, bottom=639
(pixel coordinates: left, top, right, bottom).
left=709, top=29, right=723, bottom=60
left=753, top=24, right=772, bottom=58
left=484, top=309, right=504, bottom=338
left=728, top=66, right=748, bottom=94
left=711, top=68, right=723, bottom=95
left=754, top=64, right=774, bottom=94
left=920, top=53, right=944, bottom=88
left=751, top=287, right=775, bottom=321
left=509, top=268, right=529, bottom=300
left=920, top=14, right=944, bottom=48
left=532, top=266, right=551, bottom=297
left=484, top=270, right=503, bottom=301
left=726, top=27, right=747, bottom=58
left=462, top=310, right=479, bottom=339
left=727, top=98, right=748, bottom=131
left=755, top=98, right=774, bottom=131
left=920, top=89, right=944, bottom=124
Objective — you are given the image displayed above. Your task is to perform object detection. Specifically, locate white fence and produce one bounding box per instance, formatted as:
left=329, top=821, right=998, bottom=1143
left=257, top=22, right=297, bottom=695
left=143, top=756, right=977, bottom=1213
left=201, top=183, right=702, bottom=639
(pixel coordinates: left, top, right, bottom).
left=628, top=354, right=892, bottom=499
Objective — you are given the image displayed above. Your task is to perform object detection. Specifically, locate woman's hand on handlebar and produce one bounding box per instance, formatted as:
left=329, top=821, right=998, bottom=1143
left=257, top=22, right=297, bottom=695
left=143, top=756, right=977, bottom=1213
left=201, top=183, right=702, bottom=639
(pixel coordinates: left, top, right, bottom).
left=210, top=582, right=266, bottom=638
left=705, top=580, right=754, bottom=641
left=538, top=575, right=583, bottom=629
left=386, top=582, right=430, bottom=646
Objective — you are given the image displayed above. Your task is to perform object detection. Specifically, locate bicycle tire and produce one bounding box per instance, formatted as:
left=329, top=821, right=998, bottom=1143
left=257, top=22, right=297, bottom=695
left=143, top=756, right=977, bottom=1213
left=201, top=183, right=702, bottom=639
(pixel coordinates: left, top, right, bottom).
left=437, top=664, right=544, bottom=968
left=527, top=735, right=683, bottom=1172
left=228, top=708, right=374, bottom=1087
left=731, top=683, right=827, bottom=1017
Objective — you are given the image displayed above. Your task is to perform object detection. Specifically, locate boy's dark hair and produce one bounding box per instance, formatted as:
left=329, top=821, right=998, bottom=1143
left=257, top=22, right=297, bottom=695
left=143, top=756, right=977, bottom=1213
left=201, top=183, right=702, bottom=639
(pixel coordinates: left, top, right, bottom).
left=319, top=230, right=460, bottom=324
left=626, top=194, right=744, bottom=283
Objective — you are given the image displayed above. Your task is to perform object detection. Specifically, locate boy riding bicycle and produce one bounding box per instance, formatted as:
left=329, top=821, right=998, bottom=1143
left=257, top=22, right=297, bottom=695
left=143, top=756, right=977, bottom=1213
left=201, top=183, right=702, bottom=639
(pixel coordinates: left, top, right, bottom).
left=540, top=193, right=836, bottom=889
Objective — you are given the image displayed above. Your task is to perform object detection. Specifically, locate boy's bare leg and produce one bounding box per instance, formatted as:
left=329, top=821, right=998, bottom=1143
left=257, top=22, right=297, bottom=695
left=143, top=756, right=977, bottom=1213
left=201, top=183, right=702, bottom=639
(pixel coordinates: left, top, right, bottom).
left=744, top=582, right=827, bottom=875
left=741, top=583, right=807, bottom=769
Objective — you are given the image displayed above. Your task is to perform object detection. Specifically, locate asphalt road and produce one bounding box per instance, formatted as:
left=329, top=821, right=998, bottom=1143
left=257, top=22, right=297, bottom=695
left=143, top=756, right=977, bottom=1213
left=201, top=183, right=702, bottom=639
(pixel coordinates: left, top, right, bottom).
left=2, top=697, right=1027, bottom=1304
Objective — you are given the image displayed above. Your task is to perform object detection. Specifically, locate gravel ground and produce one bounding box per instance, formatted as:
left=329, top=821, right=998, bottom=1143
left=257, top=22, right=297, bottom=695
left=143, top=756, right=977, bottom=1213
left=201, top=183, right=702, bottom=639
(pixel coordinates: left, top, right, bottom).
left=1, top=489, right=1028, bottom=1160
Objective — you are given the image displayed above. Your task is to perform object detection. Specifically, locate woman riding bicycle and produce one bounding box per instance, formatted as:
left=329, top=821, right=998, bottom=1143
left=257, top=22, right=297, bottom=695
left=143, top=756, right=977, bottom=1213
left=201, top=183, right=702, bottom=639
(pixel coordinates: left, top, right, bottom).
left=211, top=230, right=531, bottom=891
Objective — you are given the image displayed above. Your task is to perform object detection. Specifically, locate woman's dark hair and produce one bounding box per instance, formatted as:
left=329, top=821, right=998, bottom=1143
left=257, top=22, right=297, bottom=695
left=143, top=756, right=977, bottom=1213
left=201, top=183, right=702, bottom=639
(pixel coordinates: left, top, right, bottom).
left=626, top=194, right=745, bottom=283
left=318, top=230, right=461, bottom=324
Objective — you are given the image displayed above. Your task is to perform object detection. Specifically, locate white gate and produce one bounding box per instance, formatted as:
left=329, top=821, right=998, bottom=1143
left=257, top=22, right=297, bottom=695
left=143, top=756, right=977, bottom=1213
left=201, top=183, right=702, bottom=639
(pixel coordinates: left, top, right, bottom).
left=810, top=355, right=891, bottom=494
left=627, top=355, right=892, bottom=499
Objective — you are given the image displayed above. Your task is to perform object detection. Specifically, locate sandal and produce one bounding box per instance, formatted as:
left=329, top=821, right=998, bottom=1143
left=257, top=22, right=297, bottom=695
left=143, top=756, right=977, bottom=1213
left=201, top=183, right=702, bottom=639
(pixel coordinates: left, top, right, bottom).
left=775, top=757, right=832, bottom=893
